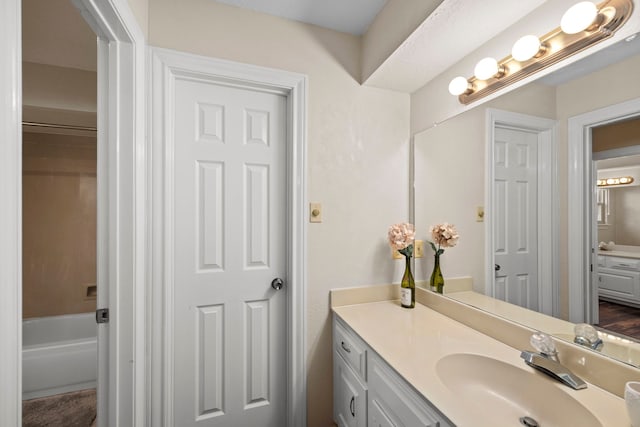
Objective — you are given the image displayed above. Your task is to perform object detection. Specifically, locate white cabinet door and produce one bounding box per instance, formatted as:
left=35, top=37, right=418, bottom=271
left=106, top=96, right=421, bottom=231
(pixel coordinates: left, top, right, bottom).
left=171, top=77, right=288, bottom=426
left=334, top=351, right=367, bottom=427
left=369, top=398, right=396, bottom=427
left=368, top=354, right=452, bottom=427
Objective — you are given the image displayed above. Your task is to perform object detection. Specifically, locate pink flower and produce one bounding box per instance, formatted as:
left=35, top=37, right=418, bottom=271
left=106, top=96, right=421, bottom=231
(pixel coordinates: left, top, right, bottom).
left=387, top=223, right=415, bottom=251
left=429, top=223, right=459, bottom=249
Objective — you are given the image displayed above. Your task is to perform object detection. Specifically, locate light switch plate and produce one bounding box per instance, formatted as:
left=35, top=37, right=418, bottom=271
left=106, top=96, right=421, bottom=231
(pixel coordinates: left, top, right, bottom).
left=476, top=206, right=485, bottom=222
left=415, top=240, right=424, bottom=258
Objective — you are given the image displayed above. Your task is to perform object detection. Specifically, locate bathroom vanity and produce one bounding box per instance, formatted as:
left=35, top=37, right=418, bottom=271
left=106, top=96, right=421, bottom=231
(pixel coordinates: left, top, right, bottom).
left=332, top=286, right=630, bottom=427
left=333, top=315, right=452, bottom=427
left=598, top=248, right=640, bottom=307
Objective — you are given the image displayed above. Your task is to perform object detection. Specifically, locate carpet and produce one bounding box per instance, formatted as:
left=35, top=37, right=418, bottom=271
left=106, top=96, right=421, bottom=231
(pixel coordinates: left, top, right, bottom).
left=23, top=388, right=97, bottom=427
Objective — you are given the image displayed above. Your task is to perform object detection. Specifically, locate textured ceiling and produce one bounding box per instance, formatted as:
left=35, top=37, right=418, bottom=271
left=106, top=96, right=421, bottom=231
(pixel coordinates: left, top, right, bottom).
left=213, top=0, right=388, bottom=35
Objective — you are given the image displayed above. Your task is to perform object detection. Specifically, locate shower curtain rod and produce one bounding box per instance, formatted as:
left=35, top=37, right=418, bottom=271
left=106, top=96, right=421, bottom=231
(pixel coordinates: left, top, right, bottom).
left=22, top=121, right=97, bottom=132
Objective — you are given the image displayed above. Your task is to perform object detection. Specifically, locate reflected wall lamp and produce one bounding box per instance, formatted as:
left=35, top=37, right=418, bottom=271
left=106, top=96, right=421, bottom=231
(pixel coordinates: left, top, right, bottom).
left=448, top=0, right=633, bottom=105
left=597, top=176, right=635, bottom=186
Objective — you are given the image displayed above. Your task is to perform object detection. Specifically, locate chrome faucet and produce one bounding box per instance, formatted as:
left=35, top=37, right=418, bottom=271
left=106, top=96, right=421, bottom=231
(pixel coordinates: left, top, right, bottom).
left=520, top=332, right=587, bottom=390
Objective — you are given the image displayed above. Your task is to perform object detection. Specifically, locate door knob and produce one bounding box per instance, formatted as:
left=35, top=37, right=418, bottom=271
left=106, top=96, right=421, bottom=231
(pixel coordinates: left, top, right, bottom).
left=271, top=278, right=284, bottom=290
left=495, top=264, right=501, bottom=271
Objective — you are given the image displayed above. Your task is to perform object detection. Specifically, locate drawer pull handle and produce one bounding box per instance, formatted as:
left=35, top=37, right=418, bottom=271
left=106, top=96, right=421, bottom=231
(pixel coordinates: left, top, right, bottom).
left=350, top=396, right=355, bottom=417
left=341, top=341, right=351, bottom=353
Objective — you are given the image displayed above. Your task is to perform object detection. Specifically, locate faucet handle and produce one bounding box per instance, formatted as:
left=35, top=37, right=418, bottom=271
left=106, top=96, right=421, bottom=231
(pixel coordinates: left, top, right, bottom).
left=530, top=331, right=558, bottom=359
left=574, top=323, right=603, bottom=350
left=574, top=323, right=599, bottom=342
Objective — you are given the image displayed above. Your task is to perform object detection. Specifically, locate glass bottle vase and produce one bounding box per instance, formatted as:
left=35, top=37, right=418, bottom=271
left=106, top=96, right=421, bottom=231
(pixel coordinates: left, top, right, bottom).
left=430, top=253, right=445, bottom=294
left=400, top=255, right=415, bottom=308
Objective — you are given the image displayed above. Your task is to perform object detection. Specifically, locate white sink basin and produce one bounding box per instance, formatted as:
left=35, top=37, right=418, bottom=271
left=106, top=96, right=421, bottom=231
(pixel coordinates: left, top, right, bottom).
left=436, top=353, right=602, bottom=427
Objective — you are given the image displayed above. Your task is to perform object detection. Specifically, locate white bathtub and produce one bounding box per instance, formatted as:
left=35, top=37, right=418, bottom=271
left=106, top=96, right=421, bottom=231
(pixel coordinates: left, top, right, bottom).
left=23, top=312, right=97, bottom=400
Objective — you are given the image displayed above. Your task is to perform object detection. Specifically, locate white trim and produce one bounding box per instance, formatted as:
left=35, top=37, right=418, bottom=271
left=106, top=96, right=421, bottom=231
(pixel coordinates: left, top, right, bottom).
left=95, top=36, right=110, bottom=427
left=150, top=47, right=307, bottom=427
left=485, top=109, right=559, bottom=316
left=592, top=145, right=640, bottom=161
left=0, top=0, right=22, bottom=424
left=567, top=97, right=640, bottom=323
left=72, top=2, right=147, bottom=425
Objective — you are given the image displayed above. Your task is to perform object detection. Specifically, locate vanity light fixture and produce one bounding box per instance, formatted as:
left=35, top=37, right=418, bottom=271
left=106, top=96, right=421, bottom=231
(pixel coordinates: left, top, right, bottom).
left=449, top=0, right=633, bottom=105
left=596, top=176, right=635, bottom=186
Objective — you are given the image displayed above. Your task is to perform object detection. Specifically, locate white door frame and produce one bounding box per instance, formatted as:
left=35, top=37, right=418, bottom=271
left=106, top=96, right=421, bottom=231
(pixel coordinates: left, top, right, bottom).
left=0, top=1, right=147, bottom=426
left=150, top=47, right=307, bottom=427
left=567, top=97, right=640, bottom=323
left=0, top=1, right=23, bottom=424
left=485, top=109, right=559, bottom=316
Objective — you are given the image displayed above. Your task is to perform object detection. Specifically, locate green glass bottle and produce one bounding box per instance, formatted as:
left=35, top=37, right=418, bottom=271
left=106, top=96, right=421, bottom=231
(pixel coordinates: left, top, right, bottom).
left=430, top=253, right=445, bottom=294
left=401, top=255, right=415, bottom=308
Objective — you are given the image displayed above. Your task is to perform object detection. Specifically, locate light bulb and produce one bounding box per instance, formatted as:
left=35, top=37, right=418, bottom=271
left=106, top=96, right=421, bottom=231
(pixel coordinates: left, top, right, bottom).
left=448, top=76, right=470, bottom=96
left=511, top=35, right=542, bottom=62
left=474, top=57, right=500, bottom=80
left=561, top=1, right=598, bottom=34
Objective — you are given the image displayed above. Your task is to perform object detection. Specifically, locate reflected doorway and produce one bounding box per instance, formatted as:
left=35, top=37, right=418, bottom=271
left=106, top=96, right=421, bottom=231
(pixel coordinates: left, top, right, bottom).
left=592, top=117, right=640, bottom=340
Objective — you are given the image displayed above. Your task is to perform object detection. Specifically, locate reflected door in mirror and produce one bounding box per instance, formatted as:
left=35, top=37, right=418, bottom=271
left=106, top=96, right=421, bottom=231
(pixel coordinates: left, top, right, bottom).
left=493, top=126, right=539, bottom=310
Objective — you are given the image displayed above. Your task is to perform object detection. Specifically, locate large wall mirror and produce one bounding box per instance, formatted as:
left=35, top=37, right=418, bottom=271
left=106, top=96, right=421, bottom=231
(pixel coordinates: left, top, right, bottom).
left=413, top=32, right=640, bottom=369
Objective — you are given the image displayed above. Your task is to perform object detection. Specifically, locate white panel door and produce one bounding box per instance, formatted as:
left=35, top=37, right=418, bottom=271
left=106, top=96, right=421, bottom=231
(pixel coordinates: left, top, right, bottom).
left=172, top=78, right=287, bottom=426
left=493, top=126, right=539, bottom=310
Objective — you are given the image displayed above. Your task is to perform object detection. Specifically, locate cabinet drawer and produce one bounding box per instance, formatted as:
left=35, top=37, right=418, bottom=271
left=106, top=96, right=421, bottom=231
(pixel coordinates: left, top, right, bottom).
left=605, top=256, right=640, bottom=270
left=368, top=353, right=453, bottom=427
left=334, top=317, right=367, bottom=381
left=334, top=350, right=367, bottom=427
left=598, top=268, right=640, bottom=300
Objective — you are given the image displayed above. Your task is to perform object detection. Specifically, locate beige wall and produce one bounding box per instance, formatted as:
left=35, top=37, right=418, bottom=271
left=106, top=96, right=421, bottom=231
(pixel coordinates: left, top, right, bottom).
left=22, top=62, right=96, bottom=113
left=127, top=0, right=149, bottom=38
left=613, top=187, right=640, bottom=245
left=598, top=187, right=640, bottom=246
left=22, top=132, right=97, bottom=319
left=148, top=1, right=410, bottom=424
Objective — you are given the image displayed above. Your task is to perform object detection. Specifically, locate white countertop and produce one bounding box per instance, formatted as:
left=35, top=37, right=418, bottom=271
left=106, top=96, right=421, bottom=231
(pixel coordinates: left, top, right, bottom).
left=599, top=250, right=640, bottom=260
left=333, top=300, right=629, bottom=427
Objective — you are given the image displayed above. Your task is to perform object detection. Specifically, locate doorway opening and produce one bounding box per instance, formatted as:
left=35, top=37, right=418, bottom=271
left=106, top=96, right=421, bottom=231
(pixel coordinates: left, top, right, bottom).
left=567, top=97, right=640, bottom=325
left=591, top=118, right=640, bottom=340
left=2, top=1, right=145, bottom=425
left=21, top=0, right=98, bottom=425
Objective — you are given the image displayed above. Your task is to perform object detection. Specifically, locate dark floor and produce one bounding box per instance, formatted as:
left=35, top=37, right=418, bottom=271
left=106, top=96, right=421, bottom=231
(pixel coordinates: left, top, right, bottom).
left=23, top=388, right=96, bottom=427
left=597, top=299, right=640, bottom=341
